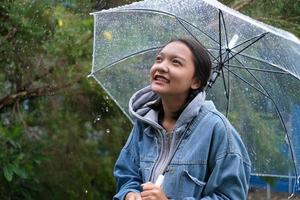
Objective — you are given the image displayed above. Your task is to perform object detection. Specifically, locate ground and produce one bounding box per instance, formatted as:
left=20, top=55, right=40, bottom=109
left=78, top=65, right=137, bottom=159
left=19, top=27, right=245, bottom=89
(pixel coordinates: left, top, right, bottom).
left=248, top=189, right=300, bottom=200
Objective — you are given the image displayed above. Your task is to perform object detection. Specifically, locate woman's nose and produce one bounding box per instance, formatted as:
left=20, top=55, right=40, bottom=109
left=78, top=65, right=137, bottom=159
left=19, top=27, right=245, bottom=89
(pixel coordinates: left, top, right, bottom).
left=155, top=62, right=169, bottom=73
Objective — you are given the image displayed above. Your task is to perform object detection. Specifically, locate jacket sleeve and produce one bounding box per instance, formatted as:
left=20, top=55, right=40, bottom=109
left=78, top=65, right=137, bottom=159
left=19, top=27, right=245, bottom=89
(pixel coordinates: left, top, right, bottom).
left=200, top=119, right=251, bottom=200
left=113, top=122, right=143, bottom=200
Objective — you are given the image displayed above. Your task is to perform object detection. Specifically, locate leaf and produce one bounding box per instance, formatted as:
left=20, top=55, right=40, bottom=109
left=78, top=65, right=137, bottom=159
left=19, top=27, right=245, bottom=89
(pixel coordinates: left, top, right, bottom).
left=82, top=19, right=93, bottom=27
left=13, top=166, right=28, bottom=179
left=12, top=125, right=23, bottom=140
left=11, top=161, right=28, bottom=179
left=33, top=155, right=51, bottom=165
left=3, top=165, right=13, bottom=182
left=0, top=124, right=9, bottom=138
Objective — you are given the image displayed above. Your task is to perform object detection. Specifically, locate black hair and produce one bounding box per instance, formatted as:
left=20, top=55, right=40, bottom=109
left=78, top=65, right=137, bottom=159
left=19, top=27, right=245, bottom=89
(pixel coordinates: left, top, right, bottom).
left=167, top=37, right=212, bottom=92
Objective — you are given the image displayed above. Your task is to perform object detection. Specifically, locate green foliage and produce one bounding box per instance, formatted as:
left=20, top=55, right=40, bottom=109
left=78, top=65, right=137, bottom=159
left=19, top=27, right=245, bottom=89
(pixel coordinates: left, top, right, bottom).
left=0, top=0, right=53, bottom=96
left=29, top=78, right=131, bottom=200
left=0, top=0, right=299, bottom=199
left=0, top=123, right=49, bottom=199
left=0, top=0, right=132, bottom=199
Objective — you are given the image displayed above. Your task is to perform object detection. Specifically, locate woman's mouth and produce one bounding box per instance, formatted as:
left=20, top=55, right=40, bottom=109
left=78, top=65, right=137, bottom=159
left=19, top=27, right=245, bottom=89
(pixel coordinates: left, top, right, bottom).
left=153, top=75, right=170, bottom=83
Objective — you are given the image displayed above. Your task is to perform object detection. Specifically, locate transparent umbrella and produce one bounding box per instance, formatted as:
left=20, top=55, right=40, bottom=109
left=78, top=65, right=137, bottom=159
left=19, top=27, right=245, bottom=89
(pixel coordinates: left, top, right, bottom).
left=89, top=0, right=300, bottom=190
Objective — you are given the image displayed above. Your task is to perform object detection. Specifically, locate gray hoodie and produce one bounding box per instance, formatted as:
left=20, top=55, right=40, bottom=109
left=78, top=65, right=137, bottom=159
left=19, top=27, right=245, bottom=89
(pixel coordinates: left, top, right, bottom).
left=128, top=85, right=206, bottom=182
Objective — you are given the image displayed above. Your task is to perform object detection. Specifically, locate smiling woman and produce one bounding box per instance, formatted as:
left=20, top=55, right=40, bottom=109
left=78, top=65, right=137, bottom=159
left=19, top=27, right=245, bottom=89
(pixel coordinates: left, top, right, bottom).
left=113, top=38, right=251, bottom=200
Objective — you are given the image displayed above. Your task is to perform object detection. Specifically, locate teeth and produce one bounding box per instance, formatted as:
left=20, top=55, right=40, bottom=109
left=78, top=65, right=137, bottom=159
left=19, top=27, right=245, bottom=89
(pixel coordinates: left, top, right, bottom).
left=154, top=75, right=169, bottom=83
left=157, top=77, right=166, bottom=82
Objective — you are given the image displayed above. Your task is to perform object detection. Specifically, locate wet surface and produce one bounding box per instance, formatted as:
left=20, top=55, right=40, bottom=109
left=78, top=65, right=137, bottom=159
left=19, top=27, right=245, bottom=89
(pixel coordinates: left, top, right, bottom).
left=248, top=189, right=300, bottom=200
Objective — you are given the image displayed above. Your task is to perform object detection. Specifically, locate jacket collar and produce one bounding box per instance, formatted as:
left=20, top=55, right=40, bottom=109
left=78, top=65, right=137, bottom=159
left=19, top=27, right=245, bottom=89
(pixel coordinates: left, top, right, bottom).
left=129, top=85, right=206, bottom=131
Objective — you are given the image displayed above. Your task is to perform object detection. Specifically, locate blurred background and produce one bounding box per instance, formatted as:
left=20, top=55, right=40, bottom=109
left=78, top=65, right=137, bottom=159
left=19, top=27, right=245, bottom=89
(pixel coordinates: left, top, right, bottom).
left=0, top=0, right=299, bottom=199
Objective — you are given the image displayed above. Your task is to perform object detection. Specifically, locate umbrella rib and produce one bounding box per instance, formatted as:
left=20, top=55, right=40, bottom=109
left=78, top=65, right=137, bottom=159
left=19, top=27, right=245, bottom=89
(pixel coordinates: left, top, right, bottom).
left=218, top=11, right=222, bottom=64
left=175, top=18, right=218, bottom=61
left=211, top=48, right=300, bottom=79
left=221, top=63, right=289, bottom=74
left=216, top=65, right=293, bottom=171
left=223, top=66, right=268, bottom=97
left=219, top=10, right=229, bottom=48
left=208, top=32, right=269, bottom=64
left=221, top=51, right=231, bottom=116
left=229, top=52, right=288, bottom=133
left=91, top=46, right=162, bottom=74
left=226, top=53, right=231, bottom=116
left=223, top=32, right=268, bottom=63
left=219, top=7, right=232, bottom=117
left=210, top=47, right=283, bottom=70
left=230, top=32, right=268, bottom=51
left=121, top=8, right=219, bottom=44
left=228, top=54, right=299, bottom=180
left=231, top=51, right=300, bottom=79
left=210, top=49, right=229, bottom=64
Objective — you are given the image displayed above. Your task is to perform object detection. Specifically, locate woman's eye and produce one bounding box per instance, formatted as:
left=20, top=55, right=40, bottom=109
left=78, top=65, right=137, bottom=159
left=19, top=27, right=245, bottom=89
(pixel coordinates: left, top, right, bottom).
left=155, top=56, right=162, bottom=62
left=173, top=59, right=181, bottom=65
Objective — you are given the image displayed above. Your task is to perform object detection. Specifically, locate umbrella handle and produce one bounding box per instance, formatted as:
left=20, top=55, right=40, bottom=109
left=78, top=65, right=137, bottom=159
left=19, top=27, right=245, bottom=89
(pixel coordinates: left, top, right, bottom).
left=154, top=174, right=165, bottom=186
left=208, top=70, right=220, bottom=88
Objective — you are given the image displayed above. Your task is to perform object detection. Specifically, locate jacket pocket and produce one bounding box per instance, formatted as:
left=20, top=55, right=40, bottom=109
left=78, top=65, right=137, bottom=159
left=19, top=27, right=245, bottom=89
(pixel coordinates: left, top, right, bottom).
left=178, top=170, right=206, bottom=199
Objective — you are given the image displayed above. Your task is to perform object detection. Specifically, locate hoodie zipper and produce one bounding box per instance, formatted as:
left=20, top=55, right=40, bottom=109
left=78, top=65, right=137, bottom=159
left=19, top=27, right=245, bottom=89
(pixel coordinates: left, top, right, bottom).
left=148, top=118, right=196, bottom=183
left=148, top=129, right=168, bottom=182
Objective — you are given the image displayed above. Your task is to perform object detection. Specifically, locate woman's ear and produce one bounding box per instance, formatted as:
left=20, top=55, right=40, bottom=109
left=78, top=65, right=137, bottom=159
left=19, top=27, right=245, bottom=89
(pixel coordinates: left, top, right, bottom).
left=191, top=78, right=201, bottom=90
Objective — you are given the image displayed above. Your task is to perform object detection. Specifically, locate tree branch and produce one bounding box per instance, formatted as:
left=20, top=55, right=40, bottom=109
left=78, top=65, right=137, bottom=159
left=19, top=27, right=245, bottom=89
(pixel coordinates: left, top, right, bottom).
left=233, top=0, right=254, bottom=11
left=0, top=75, right=84, bottom=111
left=0, top=27, right=18, bottom=46
left=22, top=66, right=55, bottom=89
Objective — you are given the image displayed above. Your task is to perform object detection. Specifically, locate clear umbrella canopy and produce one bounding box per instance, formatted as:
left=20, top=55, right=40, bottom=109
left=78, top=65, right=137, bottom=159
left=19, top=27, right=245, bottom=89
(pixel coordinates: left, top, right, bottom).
left=90, top=0, right=300, bottom=184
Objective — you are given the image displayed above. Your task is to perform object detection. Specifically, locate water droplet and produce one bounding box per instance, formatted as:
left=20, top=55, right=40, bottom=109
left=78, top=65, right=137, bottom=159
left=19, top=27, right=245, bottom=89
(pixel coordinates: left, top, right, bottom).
left=105, top=107, right=109, bottom=112
left=93, top=115, right=102, bottom=123
left=102, top=31, right=113, bottom=41
left=106, top=129, right=110, bottom=134
left=105, top=96, right=109, bottom=100
left=85, top=190, right=88, bottom=194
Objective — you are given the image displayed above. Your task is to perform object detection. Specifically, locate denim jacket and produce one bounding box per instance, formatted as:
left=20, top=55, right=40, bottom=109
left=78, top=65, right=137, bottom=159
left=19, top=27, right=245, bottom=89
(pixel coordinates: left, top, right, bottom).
left=113, top=86, right=251, bottom=200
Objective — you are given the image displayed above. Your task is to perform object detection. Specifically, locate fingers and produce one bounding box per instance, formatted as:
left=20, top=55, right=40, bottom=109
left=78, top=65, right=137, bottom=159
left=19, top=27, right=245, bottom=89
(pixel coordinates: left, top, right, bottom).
left=141, top=188, right=161, bottom=197
left=125, top=192, right=142, bottom=200
left=141, top=182, right=156, bottom=191
left=141, top=182, right=167, bottom=199
left=135, top=193, right=142, bottom=200
left=125, top=192, right=135, bottom=200
left=125, top=183, right=165, bottom=200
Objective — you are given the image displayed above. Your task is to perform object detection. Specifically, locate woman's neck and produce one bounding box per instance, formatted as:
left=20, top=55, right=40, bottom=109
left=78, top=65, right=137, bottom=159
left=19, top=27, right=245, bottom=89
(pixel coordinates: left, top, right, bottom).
left=160, top=95, right=187, bottom=132
left=161, top=94, right=187, bottom=115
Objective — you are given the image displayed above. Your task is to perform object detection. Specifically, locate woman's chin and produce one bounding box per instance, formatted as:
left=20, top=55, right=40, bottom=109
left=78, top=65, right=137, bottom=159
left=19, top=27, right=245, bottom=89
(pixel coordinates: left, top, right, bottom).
left=151, top=85, right=165, bottom=95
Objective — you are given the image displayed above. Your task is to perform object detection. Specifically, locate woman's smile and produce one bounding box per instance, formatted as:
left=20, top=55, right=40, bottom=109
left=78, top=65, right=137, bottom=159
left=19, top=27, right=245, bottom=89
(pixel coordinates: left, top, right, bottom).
left=153, top=74, right=170, bottom=84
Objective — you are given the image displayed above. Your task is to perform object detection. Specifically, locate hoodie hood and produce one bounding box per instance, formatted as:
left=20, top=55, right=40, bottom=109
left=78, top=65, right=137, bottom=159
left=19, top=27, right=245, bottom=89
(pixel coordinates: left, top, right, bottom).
left=129, top=85, right=206, bottom=131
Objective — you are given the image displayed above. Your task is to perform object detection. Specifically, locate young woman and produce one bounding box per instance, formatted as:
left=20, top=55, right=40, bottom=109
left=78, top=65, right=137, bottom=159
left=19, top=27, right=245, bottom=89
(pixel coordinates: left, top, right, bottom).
left=113, top=38, right=251, bottom=200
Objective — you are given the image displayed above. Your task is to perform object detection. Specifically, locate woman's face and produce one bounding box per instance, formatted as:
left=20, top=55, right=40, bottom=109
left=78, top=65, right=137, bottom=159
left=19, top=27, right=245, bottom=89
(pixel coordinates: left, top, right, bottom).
left=150, top=41, right=201, bottom=99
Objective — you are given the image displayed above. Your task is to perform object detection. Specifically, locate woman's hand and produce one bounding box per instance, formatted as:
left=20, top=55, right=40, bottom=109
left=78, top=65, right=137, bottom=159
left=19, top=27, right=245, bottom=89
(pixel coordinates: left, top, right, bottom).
left=141, top=182, right=168, bottom=200
left=125, top=192, right=142, bottom=200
